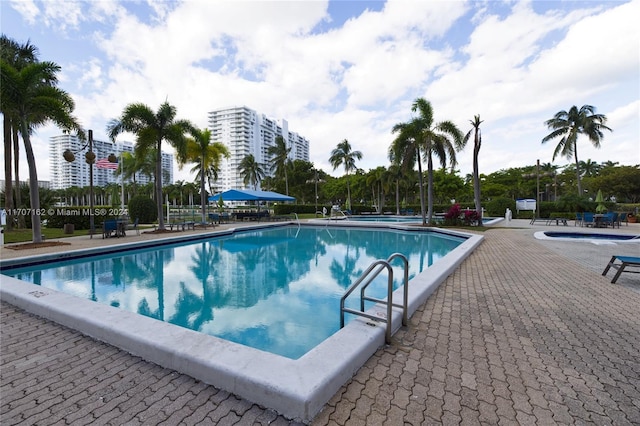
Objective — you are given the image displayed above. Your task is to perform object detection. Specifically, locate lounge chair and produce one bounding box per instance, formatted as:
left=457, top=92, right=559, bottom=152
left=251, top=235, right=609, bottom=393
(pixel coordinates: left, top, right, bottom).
left=575, top=212, right=583, bottom=227
left=602, top=255, right=640, bottom=283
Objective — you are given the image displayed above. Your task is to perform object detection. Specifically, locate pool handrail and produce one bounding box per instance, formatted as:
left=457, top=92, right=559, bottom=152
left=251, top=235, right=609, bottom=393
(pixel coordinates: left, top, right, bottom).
left=339, top=252, right=409, bottom=343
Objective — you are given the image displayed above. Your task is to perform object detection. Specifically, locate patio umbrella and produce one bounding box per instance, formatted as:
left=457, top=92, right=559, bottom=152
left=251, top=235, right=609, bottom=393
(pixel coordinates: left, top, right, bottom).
left=595, top=189, right=606, bottom=213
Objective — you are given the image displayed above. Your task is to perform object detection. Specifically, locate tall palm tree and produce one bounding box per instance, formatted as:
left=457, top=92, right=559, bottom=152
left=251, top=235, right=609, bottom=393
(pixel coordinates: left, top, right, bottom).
left=266, top=135, right=291, bottom=195
left=238, top=154, right=265, bottom=190
left=1, top=35, right=39, bottom=230
left=541, top=104, right=612, bottom=195
left=390, top=119, right=427, bottom=224
left=1, top=59, right=83, bottom=242
left=329, top=139, right=362, bottom=211
left=179, top=127, right=230, bottom=224
left=391, top=98, right=463, bottom=225
left=107, top=102, right=195, bottom=230
left=462, top=115, right=483, bottom=217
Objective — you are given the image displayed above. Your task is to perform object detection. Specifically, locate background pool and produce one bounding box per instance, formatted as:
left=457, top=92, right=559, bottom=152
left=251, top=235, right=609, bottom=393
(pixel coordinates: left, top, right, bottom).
left=4, top=225, right=464, bottom=359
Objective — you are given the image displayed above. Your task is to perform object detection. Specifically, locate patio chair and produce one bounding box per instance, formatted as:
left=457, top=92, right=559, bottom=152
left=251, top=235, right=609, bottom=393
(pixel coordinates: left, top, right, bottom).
left=610, top=212, right=620, bottom=229
left=582, top=212, right=595, bottom=227
left=575, top=212, right=583, bottom=227
left=602, top=255, right=640, bottom=283
left=128, top=218, right=140, bottom=235
left=619, top=212, right=628, bottom=226
left=102, top=219, right=117, bottom=239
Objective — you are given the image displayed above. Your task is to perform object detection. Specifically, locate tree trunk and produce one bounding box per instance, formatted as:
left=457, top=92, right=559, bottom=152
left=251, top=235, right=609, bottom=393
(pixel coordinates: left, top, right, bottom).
left=574, top=147, right=582, bottom=196
left=473, top=134, right=482, bottom=218
left=200, top=169, right=206, bottom=224
left=13, top=126, right=25, bottom=227
left=416, top=147, right=426, bottom=226
left=3, top=117, right=14, bottom=230
left=156, top=141, right=165, bottom=230
left=427, top=154, right=434, bottom=225
left=21, top=125, right=42, bottom=243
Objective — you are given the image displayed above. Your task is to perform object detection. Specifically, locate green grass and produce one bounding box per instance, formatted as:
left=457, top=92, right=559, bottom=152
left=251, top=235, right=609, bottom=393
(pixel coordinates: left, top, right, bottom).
left=3, top=228, right=91, bottom=244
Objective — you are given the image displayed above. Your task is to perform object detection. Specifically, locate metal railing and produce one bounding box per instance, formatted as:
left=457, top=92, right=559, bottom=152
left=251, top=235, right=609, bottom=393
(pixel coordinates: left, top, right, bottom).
left=340, top=253, right=409, bottom=343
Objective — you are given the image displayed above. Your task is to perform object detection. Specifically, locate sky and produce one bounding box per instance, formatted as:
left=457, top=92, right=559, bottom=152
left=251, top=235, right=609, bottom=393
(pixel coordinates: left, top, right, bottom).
left=2, top=0, right=639, bottom=184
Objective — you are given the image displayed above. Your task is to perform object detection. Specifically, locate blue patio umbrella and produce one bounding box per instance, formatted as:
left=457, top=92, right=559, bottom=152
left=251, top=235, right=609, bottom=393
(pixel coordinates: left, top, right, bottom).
left=208, top=189, right=295, bottom=202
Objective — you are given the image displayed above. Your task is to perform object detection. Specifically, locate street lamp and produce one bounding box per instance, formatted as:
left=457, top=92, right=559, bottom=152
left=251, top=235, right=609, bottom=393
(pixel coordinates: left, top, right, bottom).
left=63, top=129, right=95, bottom=238
left=107, top=150, right=125, bottom=213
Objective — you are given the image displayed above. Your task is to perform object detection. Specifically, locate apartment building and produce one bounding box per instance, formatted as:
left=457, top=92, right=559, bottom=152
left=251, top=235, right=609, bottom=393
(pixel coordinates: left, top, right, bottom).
left=49, top=134, right=173, bottom=190
left=208, top=106, right=310, bottom=192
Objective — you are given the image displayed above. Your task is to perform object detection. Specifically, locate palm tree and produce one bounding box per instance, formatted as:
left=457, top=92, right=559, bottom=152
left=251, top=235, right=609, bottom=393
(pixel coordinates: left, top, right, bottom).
left=541, top=104, right=612, bottom=195
left=107, top=102, right=195, bottom=230
left=1, top=59, right=84, bottom=242
left=266, top=135, right=291, bottom=195
left=462, top=115, right=483, bottom=217
left=1, top=35, right=39, bottom=230
left=390, top=98, right=463, bottom=225
left=179, top=127, right=230, bottom=224
left=238, top=154, right=265, bottom=190
left=578, top=159, right=601, bottom=177
left=390, top=119, right=427, bottom=224
left=329, top=139, right=362, bottom=211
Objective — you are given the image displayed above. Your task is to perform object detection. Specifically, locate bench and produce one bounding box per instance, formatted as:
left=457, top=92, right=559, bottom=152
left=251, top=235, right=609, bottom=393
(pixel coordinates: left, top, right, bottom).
left=602, top=255, right=640, bottom=283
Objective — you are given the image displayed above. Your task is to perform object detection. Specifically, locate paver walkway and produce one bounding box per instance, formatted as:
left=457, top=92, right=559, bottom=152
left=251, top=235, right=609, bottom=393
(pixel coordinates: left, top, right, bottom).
left=2, top=225, right=640, bottom=425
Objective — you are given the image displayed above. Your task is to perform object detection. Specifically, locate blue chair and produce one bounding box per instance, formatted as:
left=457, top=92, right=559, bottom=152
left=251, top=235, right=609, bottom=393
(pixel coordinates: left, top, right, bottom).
left=603, top=255, right=640, bottom=283
left=102, top=219, right=117, bottom=238
left=575, top=212, right=583, bottom=227
left=582, top=212, right=595, bottom=227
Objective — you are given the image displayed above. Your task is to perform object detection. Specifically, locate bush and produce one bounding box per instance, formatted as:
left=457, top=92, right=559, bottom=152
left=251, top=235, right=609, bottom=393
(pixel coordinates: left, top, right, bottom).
left=128, top=196, right=157, bottom=223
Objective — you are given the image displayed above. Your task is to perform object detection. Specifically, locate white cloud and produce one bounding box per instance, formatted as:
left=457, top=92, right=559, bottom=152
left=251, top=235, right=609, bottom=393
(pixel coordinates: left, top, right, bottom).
left=2, top=0, right=638, bottom=184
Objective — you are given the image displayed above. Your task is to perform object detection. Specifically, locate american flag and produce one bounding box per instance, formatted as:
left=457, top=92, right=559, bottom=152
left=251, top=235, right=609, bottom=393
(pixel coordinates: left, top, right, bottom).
left=96, top=158, right=118, bottom=170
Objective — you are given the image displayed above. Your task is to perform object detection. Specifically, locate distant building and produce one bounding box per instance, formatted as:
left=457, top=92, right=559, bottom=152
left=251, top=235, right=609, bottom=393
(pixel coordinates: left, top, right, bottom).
left=49, top=134, right=173, bottom=190
left=0, top=180, right=50, bottom=191
left=208, top=106, right=310, bottom=192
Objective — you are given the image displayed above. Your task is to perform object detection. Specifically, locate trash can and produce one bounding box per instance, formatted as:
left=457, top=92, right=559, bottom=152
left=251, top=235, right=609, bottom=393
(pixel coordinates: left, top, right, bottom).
left=63, top=223, right=75, bottom=234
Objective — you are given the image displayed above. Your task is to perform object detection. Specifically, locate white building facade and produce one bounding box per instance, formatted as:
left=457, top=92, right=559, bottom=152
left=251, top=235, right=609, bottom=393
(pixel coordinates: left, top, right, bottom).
left=49, top=134, right=173, bottom=190
left=208, top=106, right=310, bottom=192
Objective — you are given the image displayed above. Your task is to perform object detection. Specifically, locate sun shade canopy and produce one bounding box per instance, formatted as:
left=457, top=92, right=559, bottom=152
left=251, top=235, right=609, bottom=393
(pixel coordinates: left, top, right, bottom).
left=208, top=189, right=295, bottom=202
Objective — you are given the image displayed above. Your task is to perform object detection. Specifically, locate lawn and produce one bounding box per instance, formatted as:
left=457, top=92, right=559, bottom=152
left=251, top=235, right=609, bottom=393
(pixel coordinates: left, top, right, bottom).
left=2, top=228, right=91, bottom=244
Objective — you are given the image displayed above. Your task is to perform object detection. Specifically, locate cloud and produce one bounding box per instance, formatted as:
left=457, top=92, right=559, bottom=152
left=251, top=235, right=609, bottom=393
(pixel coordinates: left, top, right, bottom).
left=2, top=0, right=638, bottom=184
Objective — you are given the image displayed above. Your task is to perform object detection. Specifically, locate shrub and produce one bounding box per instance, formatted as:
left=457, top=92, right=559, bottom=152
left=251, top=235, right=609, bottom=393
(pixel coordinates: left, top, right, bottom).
left=128, top=196, right=157, bottom=223
left=444, top=203, right=462, bottom=226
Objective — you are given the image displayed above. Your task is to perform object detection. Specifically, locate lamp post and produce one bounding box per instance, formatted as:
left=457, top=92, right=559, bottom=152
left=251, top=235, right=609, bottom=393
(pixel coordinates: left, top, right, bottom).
left=63, top=130, right=95, bottom=238
left=107, top=149, right=125, bottom=214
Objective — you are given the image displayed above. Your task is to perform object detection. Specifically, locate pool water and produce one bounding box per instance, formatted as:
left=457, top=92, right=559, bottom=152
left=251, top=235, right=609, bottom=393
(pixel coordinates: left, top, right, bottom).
left=543, top=231, right=640, bottom=241
left=4, top=225, right=464, bottom=359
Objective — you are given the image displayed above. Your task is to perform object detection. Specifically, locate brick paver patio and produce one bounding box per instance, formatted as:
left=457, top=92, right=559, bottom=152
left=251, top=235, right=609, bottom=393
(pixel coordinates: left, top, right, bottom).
left=2, top=224, right=639, bottom=424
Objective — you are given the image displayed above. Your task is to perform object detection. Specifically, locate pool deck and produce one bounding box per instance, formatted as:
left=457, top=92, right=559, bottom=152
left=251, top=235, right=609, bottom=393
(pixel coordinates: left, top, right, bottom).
left=2, top=219, right=640, bottom=424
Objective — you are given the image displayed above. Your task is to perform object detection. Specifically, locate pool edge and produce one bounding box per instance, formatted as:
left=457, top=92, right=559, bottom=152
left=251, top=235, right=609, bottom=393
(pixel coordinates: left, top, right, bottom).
left=0, top=226, right=483, bottom=421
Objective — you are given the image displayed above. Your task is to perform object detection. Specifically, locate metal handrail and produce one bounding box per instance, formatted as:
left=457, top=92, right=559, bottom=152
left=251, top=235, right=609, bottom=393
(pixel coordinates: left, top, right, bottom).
left=359, top=253, right=409, bottom=327
left=339, top=253, right=409, bottom=343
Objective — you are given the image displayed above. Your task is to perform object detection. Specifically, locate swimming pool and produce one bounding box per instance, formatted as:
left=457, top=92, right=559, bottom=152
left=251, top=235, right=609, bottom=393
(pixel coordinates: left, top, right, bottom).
left=536, top=231, right=640, bottom=243
left=2, top=225, right=464, bottom=359
left=0, top=222, right=483, bottom=420
left=320, top=214, right=502, bottom=225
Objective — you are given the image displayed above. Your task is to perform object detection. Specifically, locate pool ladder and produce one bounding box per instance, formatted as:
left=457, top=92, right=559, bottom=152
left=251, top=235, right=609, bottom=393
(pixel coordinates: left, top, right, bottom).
left=340, top=253, right=409, bottom=343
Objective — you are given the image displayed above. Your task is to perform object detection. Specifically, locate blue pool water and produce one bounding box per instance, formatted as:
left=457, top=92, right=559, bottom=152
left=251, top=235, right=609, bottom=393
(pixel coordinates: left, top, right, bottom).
left=543, top=231, right=639, bottom=241
left=3, top=225, right=464, bottom=359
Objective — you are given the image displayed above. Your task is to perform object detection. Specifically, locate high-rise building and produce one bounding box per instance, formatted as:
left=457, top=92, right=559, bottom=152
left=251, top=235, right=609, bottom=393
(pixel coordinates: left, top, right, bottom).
left=49, top=134, right=173, bottom=190
left=208, top=106, right=310, bottom=192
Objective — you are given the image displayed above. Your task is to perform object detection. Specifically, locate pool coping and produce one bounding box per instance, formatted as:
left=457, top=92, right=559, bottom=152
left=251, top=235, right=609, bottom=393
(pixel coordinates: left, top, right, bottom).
left=0, top=222, right=483, bottom=421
